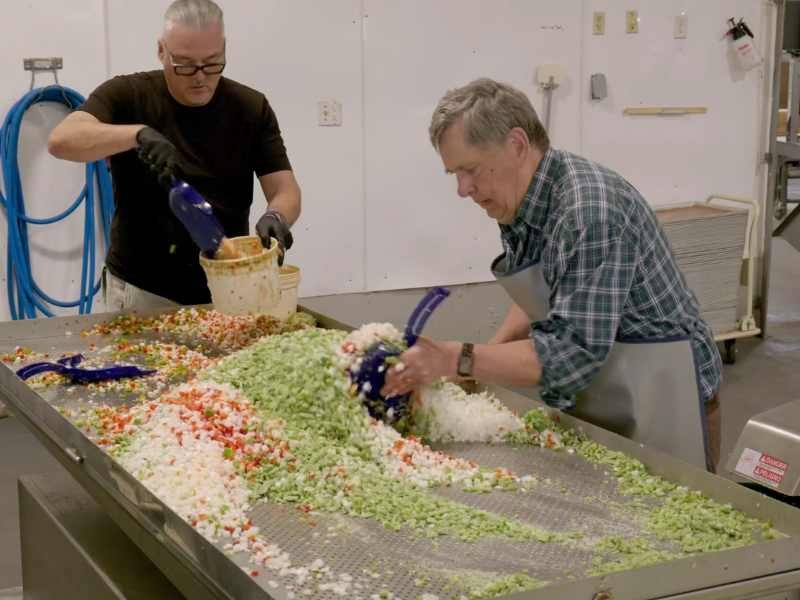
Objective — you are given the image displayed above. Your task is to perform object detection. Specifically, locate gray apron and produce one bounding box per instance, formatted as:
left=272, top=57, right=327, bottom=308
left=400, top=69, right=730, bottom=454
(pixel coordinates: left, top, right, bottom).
left=491, top=254, right=709, bottom=469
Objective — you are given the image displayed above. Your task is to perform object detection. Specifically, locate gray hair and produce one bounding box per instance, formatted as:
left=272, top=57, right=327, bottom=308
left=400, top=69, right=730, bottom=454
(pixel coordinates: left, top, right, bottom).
left=429, top=78, right=549, bottom=153
left=164, top=0, right=224, bottom=32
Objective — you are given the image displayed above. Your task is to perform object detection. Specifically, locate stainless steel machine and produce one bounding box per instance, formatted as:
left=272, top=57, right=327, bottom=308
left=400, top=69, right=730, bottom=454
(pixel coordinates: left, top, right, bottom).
left=727, top=399, right=800, bottom=505
left=1, top=308, right=800, bottom=600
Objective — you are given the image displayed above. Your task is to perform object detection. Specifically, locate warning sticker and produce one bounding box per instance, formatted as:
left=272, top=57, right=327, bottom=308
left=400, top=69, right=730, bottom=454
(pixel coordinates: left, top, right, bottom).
left=735, top=447, right=788, bottom=489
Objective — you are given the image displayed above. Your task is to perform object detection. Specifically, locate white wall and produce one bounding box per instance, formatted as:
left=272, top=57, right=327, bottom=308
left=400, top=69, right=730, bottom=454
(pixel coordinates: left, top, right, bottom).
left=581, top=0, right=771, bottom=207
left=0, top=1, right=108, bottom=321
left=361, top=1, right=583, bottom=290
left=0, top=0, right=776, bottom=321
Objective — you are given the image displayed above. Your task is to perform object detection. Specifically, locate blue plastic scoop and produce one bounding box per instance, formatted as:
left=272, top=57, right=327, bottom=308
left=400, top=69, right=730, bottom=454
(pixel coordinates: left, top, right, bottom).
left=16, top=354, right=155, bottom=384
left=168, top=179, right=240, bottom=258
left=352, top=286, right=450, bottom=423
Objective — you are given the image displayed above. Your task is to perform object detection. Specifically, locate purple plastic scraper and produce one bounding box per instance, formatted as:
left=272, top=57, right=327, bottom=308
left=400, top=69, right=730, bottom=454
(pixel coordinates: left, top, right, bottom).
left=16, top=354, right=155, bottom=384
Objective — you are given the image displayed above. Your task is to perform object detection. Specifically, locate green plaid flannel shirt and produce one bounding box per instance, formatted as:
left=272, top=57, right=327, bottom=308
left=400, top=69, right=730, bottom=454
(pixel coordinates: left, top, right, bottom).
left=499, top=149, right=722, bottom=409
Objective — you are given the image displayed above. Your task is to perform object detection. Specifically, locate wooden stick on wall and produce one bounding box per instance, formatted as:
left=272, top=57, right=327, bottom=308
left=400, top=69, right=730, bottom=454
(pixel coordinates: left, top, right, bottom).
left=623, top=106, right=708, bottom=116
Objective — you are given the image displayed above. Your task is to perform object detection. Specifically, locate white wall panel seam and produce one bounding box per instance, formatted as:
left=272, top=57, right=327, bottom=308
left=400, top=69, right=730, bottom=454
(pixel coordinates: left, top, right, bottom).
left=579, top=0, right=587, bottom=156
left=360, top=0, right=369, bottom=294
left=102, top=0, right=112, bottom=80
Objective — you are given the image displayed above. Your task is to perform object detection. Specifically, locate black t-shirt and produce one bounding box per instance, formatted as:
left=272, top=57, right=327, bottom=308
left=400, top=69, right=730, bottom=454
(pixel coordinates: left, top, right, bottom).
left=79, top=71, right=292, bottom=304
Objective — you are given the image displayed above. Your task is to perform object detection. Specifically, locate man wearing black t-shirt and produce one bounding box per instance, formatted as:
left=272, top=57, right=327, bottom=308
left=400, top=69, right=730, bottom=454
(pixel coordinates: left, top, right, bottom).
left=47, top=0, right=300, bottom=309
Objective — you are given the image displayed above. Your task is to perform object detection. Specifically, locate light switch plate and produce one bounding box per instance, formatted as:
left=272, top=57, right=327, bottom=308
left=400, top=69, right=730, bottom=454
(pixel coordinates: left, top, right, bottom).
left=593, top=12, right=605, bottom=35
left=674, top=13, right=688, bottom=39
left=626, top=10, right=639, bottom=34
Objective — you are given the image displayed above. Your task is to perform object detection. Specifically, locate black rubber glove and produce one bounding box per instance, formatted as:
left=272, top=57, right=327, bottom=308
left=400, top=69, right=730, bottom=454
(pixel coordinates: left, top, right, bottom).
left=256, top=210, right=293, bottom=265
left=136, top=127, right=180, bottom=188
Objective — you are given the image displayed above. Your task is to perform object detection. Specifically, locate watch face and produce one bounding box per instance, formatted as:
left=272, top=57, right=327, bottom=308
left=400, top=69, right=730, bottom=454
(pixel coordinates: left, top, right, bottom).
left=460, top=357, right=473, bottom=376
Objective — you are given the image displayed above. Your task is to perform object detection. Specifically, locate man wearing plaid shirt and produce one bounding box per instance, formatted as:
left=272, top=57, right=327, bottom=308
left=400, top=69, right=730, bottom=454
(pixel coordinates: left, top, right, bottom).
left=382, top=78, right=722, bottom=472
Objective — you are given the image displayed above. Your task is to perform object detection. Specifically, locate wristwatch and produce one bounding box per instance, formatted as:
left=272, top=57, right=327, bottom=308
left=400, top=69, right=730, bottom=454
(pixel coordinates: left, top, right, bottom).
left=456, top=342, right=475, bottom=378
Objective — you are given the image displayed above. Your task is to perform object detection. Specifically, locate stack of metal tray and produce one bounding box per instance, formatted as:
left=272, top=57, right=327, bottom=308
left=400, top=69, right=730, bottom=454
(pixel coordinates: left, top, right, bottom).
left=656, top=205, right=749, bottom=336
left=1, top=308, right=799, bottom=600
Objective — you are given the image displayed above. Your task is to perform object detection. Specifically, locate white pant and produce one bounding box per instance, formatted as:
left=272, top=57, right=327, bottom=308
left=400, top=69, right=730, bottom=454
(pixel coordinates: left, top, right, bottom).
left=102, top=268, right=178, bottom=312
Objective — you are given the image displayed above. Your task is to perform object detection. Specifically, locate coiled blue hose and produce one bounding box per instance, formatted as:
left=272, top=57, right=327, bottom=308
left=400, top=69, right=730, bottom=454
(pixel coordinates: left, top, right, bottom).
left=0, top=85, right=114, bottom=319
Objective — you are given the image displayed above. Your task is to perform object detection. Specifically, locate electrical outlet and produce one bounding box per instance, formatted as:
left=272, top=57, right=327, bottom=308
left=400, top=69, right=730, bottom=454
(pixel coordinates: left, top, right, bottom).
left=592, top=11, right=605, bottom=35
left=674, top=12, right=688, bottom=39
left=317, top=100, right=342, bottom=126
left=626, top=10, right=639, bottom=34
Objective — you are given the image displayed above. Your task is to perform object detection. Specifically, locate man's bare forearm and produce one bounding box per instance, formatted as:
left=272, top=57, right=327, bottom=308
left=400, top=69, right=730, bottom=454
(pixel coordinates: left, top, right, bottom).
left=268, top=188, right=301, bottom=225
left=472, top=339, right=542, bottom=387
left=48, top=111, right=145, bottom=163
left=259, top=170, right=302, bottom=225
left=380, top=337, right=542, bottom=398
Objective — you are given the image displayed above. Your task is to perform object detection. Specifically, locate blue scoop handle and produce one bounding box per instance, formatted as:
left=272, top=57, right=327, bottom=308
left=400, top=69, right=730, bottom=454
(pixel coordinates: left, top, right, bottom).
left=168, top=178, right=226, bottom=255
left=16, top=354, right=156, bottom=384
left=403, top=286, right=451, bottom=347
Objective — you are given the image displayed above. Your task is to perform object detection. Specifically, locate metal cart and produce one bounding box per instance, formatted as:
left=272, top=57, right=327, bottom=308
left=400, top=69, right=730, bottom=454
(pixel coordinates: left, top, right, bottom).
left=704, top=194, right=763, bottom=365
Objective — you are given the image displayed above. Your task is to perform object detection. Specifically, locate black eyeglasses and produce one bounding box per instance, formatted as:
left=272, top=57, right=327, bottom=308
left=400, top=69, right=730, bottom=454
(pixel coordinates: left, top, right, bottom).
left=164, top=44, right=226, bottom=76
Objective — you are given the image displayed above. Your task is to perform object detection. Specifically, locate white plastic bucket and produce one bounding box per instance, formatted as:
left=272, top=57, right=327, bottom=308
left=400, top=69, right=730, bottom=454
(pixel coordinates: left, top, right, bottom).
left=199, top=236, right=280, bottom=316
left=271, top=265, right=301, bottom=319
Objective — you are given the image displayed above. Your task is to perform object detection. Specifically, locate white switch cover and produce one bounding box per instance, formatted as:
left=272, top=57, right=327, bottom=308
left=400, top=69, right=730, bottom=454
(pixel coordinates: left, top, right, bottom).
left=592, top=12, right=605, bottom=35
left=674, top=13, right=688, bottom=39
left=625, top=10, right=639, bottom=34
left=318, top=100, right=342, bottom=126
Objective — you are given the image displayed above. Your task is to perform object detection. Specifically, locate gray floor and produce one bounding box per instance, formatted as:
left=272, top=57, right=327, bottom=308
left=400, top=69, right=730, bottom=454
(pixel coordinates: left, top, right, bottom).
left=0, top=239, right=798, bottom=591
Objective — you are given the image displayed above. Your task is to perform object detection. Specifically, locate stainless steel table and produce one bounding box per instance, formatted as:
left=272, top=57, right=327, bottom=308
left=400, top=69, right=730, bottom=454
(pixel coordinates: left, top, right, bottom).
left=2, top=309, right=800, bottom=600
